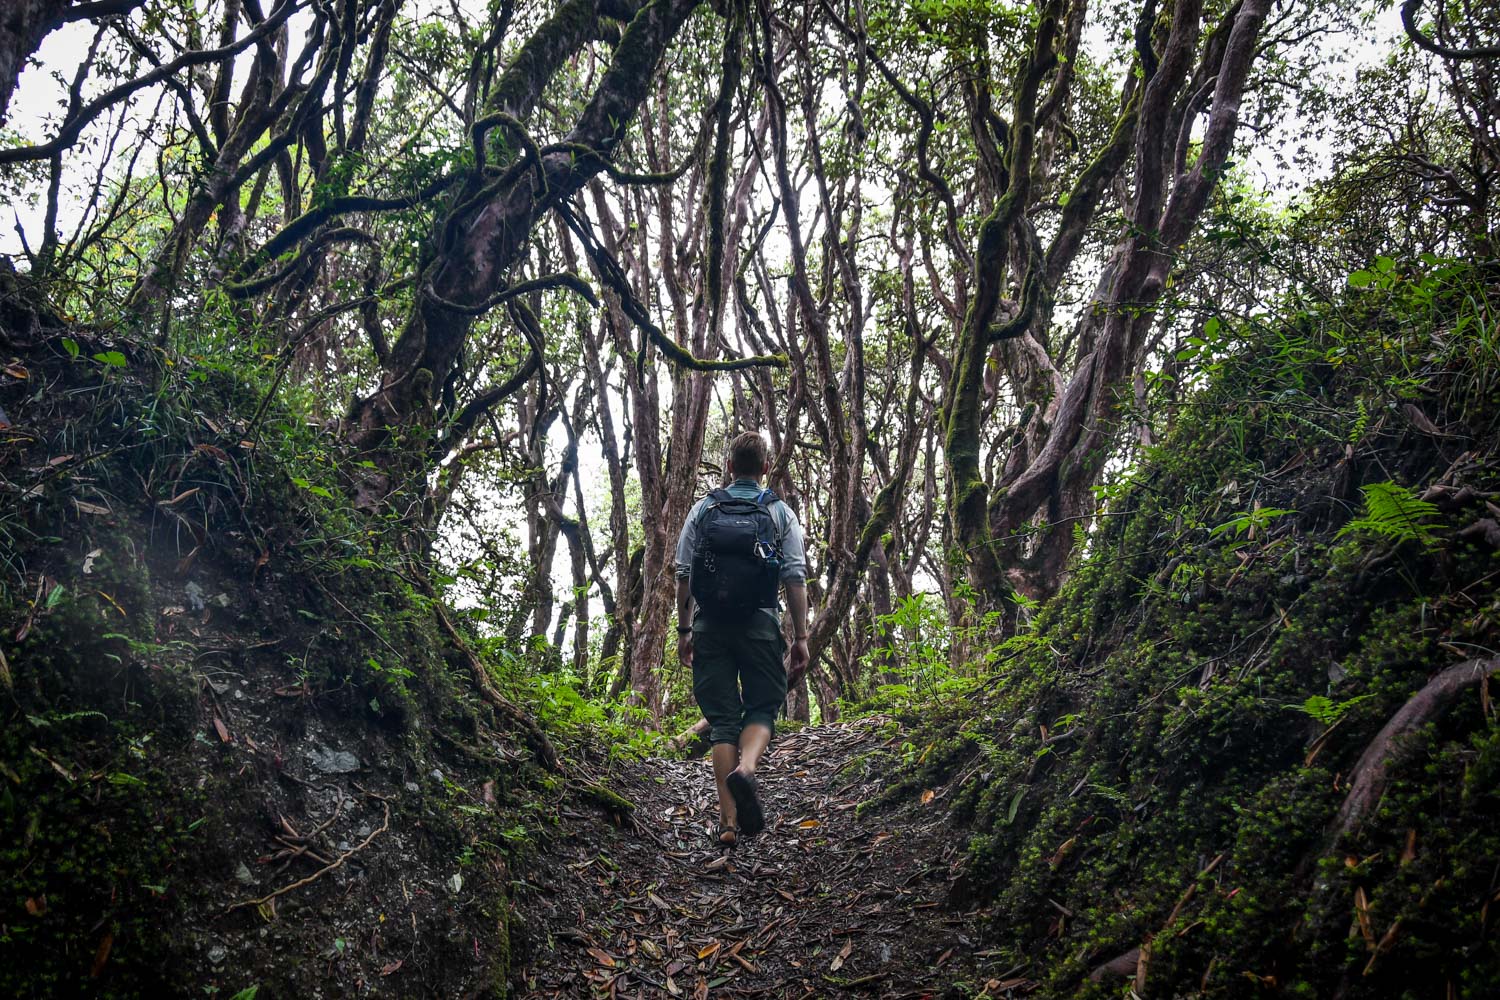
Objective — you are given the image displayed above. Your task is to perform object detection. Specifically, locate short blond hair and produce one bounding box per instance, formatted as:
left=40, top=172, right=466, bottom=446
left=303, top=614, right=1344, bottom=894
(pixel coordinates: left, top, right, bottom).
left=728, top=431, right=770, bottom=477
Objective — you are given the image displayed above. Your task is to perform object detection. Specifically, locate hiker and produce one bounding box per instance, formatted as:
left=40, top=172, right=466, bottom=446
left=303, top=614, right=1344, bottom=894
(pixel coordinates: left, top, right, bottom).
left=675, top=432, right=809, bottom=848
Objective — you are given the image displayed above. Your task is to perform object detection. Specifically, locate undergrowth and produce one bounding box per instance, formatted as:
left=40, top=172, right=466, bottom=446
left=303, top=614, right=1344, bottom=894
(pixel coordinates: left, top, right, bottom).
left=0, top=304, right=554, bottom=995
left=881, top=256, right=1500, bottom=997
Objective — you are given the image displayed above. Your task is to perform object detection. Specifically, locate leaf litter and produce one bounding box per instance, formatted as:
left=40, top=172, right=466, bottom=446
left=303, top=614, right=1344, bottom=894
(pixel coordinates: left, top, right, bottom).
left=516, top=717, right=1033, bottom=998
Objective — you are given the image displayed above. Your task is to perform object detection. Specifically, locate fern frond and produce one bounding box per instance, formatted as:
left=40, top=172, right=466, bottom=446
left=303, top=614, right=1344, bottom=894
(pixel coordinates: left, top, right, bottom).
left=1338, top=481, right=1442, bottom=546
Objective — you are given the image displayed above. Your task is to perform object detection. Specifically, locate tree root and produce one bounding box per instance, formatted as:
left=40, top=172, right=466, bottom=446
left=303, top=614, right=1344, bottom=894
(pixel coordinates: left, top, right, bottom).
left=227, top=801, right=390, bottom=914
left=431, top=601, right=562, bottom=773
left=1327, top=656, right=1498, bottom=846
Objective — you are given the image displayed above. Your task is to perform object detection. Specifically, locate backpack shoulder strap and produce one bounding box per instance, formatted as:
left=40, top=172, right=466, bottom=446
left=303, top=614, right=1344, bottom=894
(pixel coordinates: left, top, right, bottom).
left=755, top=488, right=780, bottom=506
left=707, top=488, right=734, bottom=505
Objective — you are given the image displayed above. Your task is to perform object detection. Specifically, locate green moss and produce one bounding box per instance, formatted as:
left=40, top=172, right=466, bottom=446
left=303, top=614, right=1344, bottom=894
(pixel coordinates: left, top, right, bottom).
left=879, top=265, right=1500, bottom=996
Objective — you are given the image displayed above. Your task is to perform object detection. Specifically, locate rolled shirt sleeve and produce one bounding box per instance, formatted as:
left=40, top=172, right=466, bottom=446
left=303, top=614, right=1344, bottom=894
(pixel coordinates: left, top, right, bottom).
left=776, top=504, right=807, bottom=584
left=675, top=496, right=707, bottom=579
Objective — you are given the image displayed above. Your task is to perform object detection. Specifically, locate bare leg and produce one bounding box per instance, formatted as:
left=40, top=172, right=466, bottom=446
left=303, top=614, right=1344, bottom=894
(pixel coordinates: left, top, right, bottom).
left=711, top=742, right=740, bottom=841
left=736, top=722, right=772, bottom=775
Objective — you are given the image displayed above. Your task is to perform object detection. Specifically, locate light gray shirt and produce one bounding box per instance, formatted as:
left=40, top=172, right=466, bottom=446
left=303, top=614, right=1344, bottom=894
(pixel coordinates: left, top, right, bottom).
left=675, top=478, right=807, bottom=632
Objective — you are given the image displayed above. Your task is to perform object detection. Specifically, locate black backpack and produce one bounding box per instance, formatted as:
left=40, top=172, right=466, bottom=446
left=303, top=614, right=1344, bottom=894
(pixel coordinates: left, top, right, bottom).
left=690, top=488, right=783, bottom=619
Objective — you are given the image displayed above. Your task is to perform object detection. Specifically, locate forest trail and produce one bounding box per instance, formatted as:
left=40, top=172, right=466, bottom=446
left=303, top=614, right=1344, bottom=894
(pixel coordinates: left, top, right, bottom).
left=516, top=718, right=1020, bottom=999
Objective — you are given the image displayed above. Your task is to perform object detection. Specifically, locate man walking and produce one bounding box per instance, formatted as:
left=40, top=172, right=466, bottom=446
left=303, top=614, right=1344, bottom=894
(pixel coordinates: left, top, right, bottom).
left=676, top=432, right=810, bottom=847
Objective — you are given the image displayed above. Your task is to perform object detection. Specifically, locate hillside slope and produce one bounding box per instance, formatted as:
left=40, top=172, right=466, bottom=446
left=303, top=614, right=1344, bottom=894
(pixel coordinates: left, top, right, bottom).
left=888, top=261, right=1500, bottom=997
left=0, top=308, right=558, bottom=996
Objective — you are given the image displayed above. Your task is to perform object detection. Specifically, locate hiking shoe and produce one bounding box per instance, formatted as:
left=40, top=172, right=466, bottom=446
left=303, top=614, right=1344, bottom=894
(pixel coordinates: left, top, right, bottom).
left=726, top=770, right=764, bottom=837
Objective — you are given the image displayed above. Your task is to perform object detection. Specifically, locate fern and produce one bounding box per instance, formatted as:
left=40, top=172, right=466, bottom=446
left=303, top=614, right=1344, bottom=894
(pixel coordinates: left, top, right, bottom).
left=1338, top=481, right=1442, bottom=546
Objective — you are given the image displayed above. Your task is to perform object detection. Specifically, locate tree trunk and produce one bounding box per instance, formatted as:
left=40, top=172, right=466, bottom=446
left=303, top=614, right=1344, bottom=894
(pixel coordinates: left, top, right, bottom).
left=0, top=0, right=67, bottom=127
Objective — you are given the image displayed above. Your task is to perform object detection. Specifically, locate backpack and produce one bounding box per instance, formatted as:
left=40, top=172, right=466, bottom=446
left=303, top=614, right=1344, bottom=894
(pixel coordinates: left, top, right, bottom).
left=690, top=488, right=783, bottom=619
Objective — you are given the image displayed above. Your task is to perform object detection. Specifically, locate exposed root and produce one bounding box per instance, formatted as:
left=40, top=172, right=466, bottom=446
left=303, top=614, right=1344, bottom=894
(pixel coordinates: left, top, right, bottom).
left=1329, top=656, right=1499, bottom=845
left=227, top=801, right=390, bottom=914
left=431, top=601, right=562, bottom=772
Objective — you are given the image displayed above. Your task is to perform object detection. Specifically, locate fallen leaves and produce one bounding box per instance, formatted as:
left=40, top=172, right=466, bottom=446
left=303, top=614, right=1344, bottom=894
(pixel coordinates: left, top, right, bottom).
left=517, top=718, right=996, bottom=999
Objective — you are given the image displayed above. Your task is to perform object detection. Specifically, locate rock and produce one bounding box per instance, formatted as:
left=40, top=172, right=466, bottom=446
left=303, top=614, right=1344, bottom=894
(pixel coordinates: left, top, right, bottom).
left=207, top=944, right=227, bottom=965
left=448, top=873, right=463, bottom=894
left=184, top=582, right=206, bottom=611
left=404, top=782, right=419, bottom=793
left=307, top=745, right=360, bottom=774
left=211, top=592, right=232, bottom=608
left=235, top=862, right=255, bottom=886
left=429, top=768, right=444, bottom=783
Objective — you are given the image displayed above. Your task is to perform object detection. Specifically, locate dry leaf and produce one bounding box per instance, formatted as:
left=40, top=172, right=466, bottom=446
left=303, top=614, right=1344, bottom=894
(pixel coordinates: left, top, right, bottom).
left=586, top=946, right=617, bottom=968
left=24, top=896, right=46, bottom=917
left=73, top=499, right=110, bottom=516
left=3, top=363, right=28, bottom=379
left=90, top=932, right=113, bottom=977
left=163, top=487, right=200, bottom=506
left=380, top=959, right=403, bottom=976
left=1354, top=887, right=1374, bottom=948
left=830, top=938, right=853, bottom=972
left=694, top=979, right=709, bottom=1000
left=920, top=789, right=935, bottom=805
left=82, top=549, right=102, bottom=574
left=213, top=717, right=231, bottom=743
left=1403, top=404, right=1444, bottom=436
left=936, top=947, right=953, bottom=967
left=798, top=818, right=821, bottom=829
left=696, top=940, right=721, bottom=960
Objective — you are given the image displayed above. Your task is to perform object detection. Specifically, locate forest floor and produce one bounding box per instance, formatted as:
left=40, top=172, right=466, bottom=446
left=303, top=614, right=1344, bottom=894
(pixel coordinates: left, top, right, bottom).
left=514, top=717, right=1023, bottom=1000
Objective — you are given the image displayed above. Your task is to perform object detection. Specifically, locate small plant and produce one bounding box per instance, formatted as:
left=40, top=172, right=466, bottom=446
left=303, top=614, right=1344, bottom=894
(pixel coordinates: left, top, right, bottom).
left=1287, top=692, right=1374, bottom=726
left=1210, top=506, right=1297, bottom=542
left=1338, top=481, right=1442, bottom=548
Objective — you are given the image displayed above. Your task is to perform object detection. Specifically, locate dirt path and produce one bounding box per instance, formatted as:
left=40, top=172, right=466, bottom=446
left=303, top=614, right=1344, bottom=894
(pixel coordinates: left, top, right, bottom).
left=515, top=718, right=1028, bottom=999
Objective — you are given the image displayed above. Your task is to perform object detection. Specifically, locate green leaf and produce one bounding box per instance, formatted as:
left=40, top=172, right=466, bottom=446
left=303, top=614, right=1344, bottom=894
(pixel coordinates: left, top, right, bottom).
left=1203, top=316, right=1221, bottom=339
left=92, top=350, right=127, bottom=368
left=61, top=337, right=79, bottom=358
left=45, top=584, right=66, bottom=609
left=229, top=987, right=260, bottom=1000
left=1374, top=255, right=1394, bottom=273
left=1346, top=270, right=1375, bottom=288
left=1004, top=787, right=1026, bottom=825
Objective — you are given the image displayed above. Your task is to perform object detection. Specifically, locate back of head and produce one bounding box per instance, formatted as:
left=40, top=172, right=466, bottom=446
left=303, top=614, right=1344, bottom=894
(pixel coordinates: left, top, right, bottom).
left=728, top=431, right=770, bottom=479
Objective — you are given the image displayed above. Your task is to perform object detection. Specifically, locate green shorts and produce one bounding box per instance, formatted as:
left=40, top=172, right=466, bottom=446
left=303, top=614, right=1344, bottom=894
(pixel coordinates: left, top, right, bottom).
left=691, top=620, right=788, bottom=746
